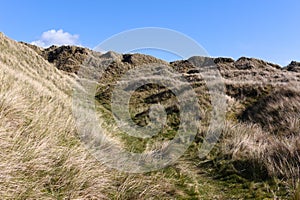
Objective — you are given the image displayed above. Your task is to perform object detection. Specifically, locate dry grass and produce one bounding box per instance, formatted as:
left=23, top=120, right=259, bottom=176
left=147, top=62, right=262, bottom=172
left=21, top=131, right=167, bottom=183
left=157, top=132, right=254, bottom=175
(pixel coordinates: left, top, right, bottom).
left=216, top=121, right=300, bottom=197
left=0, top=33, right=211, bottom=200
left=239, top=87, right=300, bottom=135
left=0, top=33, right=119, bottom=199
left=1, top=32, right=300, bottom=199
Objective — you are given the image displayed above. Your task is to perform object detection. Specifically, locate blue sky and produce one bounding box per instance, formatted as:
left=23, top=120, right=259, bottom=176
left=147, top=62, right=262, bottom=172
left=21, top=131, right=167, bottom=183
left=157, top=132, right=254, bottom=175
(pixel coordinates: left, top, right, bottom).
left=1, top=0, right=299, bottom=66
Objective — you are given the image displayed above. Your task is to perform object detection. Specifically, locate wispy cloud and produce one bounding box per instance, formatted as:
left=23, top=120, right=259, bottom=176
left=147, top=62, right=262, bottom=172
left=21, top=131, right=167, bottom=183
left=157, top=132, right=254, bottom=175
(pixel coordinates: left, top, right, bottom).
left=31, top=29, right=80, bottom=47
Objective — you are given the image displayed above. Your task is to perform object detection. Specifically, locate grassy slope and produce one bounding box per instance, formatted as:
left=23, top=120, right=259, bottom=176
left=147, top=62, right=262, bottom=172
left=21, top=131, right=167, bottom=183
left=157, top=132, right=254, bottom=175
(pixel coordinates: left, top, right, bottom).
left=0, top=33, right=231, bottom=199
left=0, top=33, right=298, bottom=199
left=0, top=33, right=119, bottom=199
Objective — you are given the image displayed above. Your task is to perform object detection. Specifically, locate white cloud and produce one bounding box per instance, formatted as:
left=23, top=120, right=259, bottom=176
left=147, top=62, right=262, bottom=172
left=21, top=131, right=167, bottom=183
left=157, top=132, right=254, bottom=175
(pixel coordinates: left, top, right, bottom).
left=31, top=29, right=80, bottom=48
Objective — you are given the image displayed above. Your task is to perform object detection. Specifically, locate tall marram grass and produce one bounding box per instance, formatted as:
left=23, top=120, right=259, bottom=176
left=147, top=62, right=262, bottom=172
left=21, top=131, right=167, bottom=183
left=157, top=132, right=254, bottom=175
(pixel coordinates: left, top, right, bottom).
left=0, top=33, right=178, bottom=199
left=1, top=32, right=300, bottom=199
left=0, top=33, right=116, bottom=199
left=218, top=121, right=300, bottom=196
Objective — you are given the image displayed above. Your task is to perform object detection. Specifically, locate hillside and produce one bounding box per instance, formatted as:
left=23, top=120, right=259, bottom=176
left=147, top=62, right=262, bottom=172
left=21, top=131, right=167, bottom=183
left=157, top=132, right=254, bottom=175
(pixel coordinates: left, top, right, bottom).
left=1, top=32, right=300, bottom=199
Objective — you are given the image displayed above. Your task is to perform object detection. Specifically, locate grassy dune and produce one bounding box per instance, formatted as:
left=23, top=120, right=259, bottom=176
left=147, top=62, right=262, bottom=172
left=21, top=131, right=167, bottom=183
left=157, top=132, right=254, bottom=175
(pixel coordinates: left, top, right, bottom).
left=0, top=32, right=117, bottom=199
left=1, top=32, right=300, bottom=199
